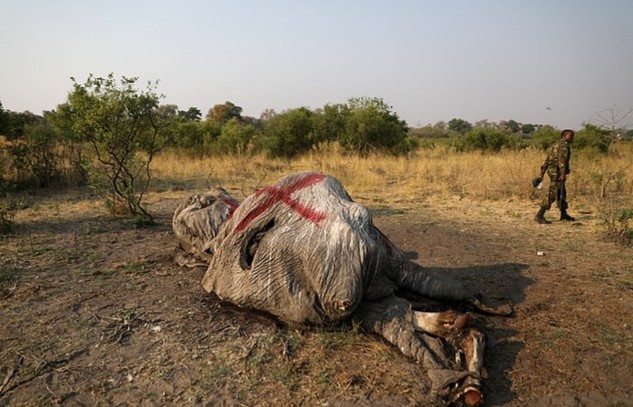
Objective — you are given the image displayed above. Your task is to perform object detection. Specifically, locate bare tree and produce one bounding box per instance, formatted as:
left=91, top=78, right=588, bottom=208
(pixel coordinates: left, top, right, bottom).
left=591, top=106, right=633, bottom=142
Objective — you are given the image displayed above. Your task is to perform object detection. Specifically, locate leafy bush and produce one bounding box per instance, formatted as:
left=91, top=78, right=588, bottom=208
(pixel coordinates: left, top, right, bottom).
left=575, top=123, right=611, bottom=153
left=0, top=206, right=11, bottom=234
left=313, top=103, right=348, bottom=144
left=262, top=107, right=315, bottom=158
left=9, top=123, right=60, bottom=187
left=531, top=126, right=559, bottom=150
left=448, top=118, right=472, bottom=134
left=0, top=164, right=12, bottom=234
left=339, top=97, right=410, bottom=155
left=214, top=118, right=257, bottom=154
left=455, top=127, right=512, bottom=152
left=602, top=208, right=633, bottom=246
left=59, top=74, right=166, bottom=221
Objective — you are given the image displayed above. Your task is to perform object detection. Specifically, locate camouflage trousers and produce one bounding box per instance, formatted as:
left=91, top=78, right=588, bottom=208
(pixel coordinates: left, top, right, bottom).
left=541, top=172, right=568, bottom=211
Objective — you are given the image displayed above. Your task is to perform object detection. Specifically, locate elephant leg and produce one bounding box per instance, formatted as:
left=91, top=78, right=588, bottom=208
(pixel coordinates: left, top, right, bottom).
left=412, top=310, right=486, bottom=406
left=354, top=295, right=484, bottom=406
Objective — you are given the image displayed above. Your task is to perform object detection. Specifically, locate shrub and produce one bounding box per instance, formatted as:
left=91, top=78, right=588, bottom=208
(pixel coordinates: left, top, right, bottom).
left=531, top=126, right=559, bottom=150
left=214, top=118, right=257, bottom=154
left=262, top=107, right=315, bottom=158
left=339, top=97, right=410, bottom=155
left=575, top=123, right=611, bottom=153
left=0, top=165, right=12, bottom=234
left=456, top=128, right=512, bottom=152
left=9, top=122, right=60, bottom=187
left=60, top=74, right=166, bottom=222
left=602, top=207, right=633, bottom=246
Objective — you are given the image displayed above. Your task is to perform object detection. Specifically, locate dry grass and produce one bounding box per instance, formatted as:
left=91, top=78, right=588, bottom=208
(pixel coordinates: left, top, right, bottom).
left=151, top=142, right=633, bottom=210
left=2, top=142, right=632, bottom=406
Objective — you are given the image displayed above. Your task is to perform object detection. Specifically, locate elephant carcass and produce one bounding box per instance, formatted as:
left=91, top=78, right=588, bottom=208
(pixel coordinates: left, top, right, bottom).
left=172, top=186, right=239, bottom=267
left=173, top=172, right=489, bottom=406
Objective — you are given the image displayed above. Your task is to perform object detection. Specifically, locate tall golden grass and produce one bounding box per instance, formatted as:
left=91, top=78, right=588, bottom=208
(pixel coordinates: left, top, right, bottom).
left=152, top=142, right=633, bottom=210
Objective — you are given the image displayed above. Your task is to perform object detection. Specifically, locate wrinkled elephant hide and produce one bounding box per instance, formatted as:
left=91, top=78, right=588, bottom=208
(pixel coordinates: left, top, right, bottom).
left=172, top=171, right=499, bottom=406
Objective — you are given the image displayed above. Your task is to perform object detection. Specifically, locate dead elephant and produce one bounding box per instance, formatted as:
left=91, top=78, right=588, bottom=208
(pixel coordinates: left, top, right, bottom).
left=172, top=171, right=508, bottom=406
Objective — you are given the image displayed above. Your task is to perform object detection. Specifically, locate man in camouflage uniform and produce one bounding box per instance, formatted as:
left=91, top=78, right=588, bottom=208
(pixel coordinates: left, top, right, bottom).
left=535, top=129, right=576, bottom=224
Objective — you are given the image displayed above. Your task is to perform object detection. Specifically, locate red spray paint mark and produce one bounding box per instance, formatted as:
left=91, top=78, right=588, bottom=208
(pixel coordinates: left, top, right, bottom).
left=234, top=173, right=327, bottom=233
left=221, top=196, right=239, bottom=218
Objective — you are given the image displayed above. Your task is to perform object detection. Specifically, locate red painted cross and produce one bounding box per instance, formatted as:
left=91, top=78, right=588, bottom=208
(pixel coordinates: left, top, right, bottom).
left=221, top=196, right=239, bottom=216
left=234, top=173, right=327, bottom=233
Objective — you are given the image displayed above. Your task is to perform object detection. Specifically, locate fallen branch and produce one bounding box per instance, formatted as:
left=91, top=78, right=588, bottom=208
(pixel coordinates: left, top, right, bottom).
left=0, top=356, right=23, bottom=395
left=0, top=350, right=86, bottom=396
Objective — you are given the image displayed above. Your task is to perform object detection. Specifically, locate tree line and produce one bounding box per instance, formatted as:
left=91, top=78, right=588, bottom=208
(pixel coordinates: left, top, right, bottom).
left=0, top=74, right=630, bottom=227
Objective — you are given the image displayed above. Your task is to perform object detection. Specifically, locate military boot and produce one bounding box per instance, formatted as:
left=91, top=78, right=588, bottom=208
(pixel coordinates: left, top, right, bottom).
left=560, top=209, right=575, bottom=221
left=535, top=207, right=551, bottom=224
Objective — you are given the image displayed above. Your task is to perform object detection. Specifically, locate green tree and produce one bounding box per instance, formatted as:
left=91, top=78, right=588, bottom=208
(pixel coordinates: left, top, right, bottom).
left=262, top=107, right=314, bottom=158
left=531, top=125, right=559, bottom=150
left=500, top=119, right=521, bottom=134
left=575, top=123, right=611, bottom=153
left=448, top=118, right=472, bottom=134
left=459, top=127, right=510, bottom=152
left=340, top=97, right=409, bottom=154
left=0, top=102, right=10, bottom=232
left=9, top=121, right=60, bottom=187
left=201, top=121, right=222, bottom=150
left=155, top=104, right=178, bottom=120
left=178, top=107, right=202, bottom=121
left=0, top=101, right=9, bottom=137
left=206, top=101, right=243, bottom=124
left=171, top=121, right=205, bottom=150
left=61, top=73, right=165, bottom=222
left=3, top=111, right=43, bottom=140
left=521, top=123, right=537, bottom=134
left=215, top=118, right=256, bottom=154
left=313, top=103, right=349, bottom=144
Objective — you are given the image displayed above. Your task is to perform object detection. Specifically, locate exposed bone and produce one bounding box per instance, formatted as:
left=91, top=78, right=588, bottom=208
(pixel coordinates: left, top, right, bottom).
left=411, top=310, right=469, bottom=337
left=463, top=330, right=486, bottom=374
left=355, top=295, right=483, bottom=404
left=451, top=330, right=486, bottom=407
left=471, top=297, right=513, bottom=316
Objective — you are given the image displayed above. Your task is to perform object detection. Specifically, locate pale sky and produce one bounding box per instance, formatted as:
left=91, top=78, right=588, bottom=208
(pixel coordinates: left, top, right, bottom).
left=1, top=0, right=632, bottom=129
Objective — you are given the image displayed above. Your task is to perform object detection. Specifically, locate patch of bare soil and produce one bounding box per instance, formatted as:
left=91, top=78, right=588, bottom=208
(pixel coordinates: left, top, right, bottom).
left=1, top=190, right=631, bottom=406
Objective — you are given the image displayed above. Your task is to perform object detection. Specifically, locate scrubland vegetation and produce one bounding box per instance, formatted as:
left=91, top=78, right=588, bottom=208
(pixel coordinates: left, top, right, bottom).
left=1, top=75, right=633, bottom=406
left=1, top=74, right=632, bottom=243
left=152, top=142, right=633, bottom=244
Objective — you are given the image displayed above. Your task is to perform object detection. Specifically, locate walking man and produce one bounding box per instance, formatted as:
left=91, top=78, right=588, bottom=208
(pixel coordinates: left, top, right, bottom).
left=535, top=129, right=576, bottom=224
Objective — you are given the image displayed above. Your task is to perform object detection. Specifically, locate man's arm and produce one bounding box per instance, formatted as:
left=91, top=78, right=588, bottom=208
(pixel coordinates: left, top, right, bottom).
left=557, top=142, right=570, bottom=181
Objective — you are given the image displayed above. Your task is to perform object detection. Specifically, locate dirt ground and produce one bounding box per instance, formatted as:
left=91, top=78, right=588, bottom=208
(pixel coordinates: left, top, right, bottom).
left=1, top=186, right=631, bottom=406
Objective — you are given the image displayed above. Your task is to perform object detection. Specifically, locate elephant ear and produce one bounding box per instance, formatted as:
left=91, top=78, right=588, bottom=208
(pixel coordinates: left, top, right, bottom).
left=172, top=187, right=239, bottom=265
left=201, top=172, right=398, bottom=325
